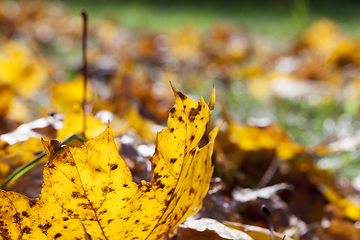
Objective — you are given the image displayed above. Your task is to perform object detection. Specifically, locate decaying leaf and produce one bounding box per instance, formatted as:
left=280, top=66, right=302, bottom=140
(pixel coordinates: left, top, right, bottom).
left=177, top=218, right=253, bottom=240
left=225, top=222, right=293, bottom=240
left=318, top=184, right=360, bottom=222
left=0, top=85, right=220, bottom=240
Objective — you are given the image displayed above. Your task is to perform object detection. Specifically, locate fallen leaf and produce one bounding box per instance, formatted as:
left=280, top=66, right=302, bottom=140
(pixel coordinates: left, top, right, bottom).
left=0, top=85, right=14, bottom=118
left=320, top=204, right=360, bottom=240
left=0, top=85, right=220, bottom=240
left=0, top=41, right=48, bottom=99
left=56, top=108, right=106, bottom=140
left=51, top=76, right=93, bottom=114
left=318, top=184, right=360, bottom=222
left=224, top=222, right=293, bottom=240
left=125, top=106, right=159, bottom=143
left=177, top=218, right=253, bottom=240
left=224, top=120, right=304, bottom=161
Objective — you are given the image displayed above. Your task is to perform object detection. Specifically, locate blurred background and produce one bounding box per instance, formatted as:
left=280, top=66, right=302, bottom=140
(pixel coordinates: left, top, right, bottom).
left=60, top=0, right=360, bottom=178
left=2, top=1, right=360, bottom=238
left=1, top=0, right=360, bottom=176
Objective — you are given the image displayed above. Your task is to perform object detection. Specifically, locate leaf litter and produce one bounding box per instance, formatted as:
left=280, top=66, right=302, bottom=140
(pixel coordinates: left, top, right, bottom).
left=1, top=1, right=360, bottom=240
left=0, top=85, right=220, bottom=240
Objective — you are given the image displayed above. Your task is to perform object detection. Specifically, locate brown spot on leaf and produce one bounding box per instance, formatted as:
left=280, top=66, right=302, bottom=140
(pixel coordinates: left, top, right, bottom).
left=188, top=104, right=202, bottom=122
left=110, top=164, right=118, bottom=170
left=67, top=209, right=73, bottom=215
left=48, top=162, right=55, bottom=169
left=155, top=180, right=165, bottom=189
left=178, top=116, right=184, bottom=122
left=190, top=188, right=195, bottom=194
left=170, top=128, right=174, bottom=133
left=102, top=186, right=115, bottom=193
left=190, top=135, right=195, bottom=141
left=21, top=226, right=31, bottom=234
left=167, top=189, right=174, bottom=195
left=13, top=213, right=20, bottom=223
left=170, top=158, right=177, bottom=163
left=54, top=233, right=62, bottom=238
left=71, top=192, right=81, bottom=199
left=38, top=223, right=52, bottom=233
left=170, top=108, right=175, bottom=114
left=153, top=173, right=161, bottom=181
left=29, top=199, right=36, bottom=208
left=79, top=203, right=92, bottom=210
left=22, top=211, right=29, bottom=217
left=177, top=91, right=186, bottom=99
left=50, top=140, right=63, bottom=152
left=63, top=217, right=69, bottom=221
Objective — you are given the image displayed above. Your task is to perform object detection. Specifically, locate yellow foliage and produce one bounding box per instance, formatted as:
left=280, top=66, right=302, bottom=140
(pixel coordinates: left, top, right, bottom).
left=227, top=121, right=304, bottom=160
left=0, top=41, right=48, bottom=99
left=126, top=106, right=158, bottom=143
left=7, top=97, right=31, bottom=123
left=0, top=137, right=45, bottom=183
left=52, top=76, right=93, bottom=114
left=225, top=222, right=294, bottom=240
left=57, top=108, right=106, bottom=140
left=0, top=85, right=14, bottom=117
left=170, top=27, right=201, bottom=61
left=0, top=86, right=220, bottom=240
left=300, top=19, right=360, bottom=65
left=319, top=184, right=360, bottom=222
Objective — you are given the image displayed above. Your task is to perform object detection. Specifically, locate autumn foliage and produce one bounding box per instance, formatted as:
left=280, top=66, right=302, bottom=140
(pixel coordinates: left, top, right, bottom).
left=1, top=1, right=360, bottom=240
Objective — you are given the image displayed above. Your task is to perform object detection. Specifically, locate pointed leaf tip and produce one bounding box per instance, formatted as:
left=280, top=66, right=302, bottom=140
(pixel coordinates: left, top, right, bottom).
left=170, top=82, right=187, bottom=100
left=208, top=86, right=215, bottom=111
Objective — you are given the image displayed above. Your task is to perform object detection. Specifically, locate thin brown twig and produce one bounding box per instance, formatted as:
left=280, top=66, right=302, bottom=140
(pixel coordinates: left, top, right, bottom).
left=81, top=10, right=88, bottom=137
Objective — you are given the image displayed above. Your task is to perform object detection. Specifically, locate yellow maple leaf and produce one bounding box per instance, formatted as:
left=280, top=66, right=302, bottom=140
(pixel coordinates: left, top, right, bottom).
left=0, top=85, right=220, bottom=240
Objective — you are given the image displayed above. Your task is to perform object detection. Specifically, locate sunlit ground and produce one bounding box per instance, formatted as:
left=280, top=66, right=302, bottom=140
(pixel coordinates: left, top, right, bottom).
left=56, top=0, right=360, bottom=178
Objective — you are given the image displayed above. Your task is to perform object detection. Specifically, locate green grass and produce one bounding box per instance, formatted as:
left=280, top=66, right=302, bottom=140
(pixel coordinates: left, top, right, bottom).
left=60, top=0, right=360, bottom=38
